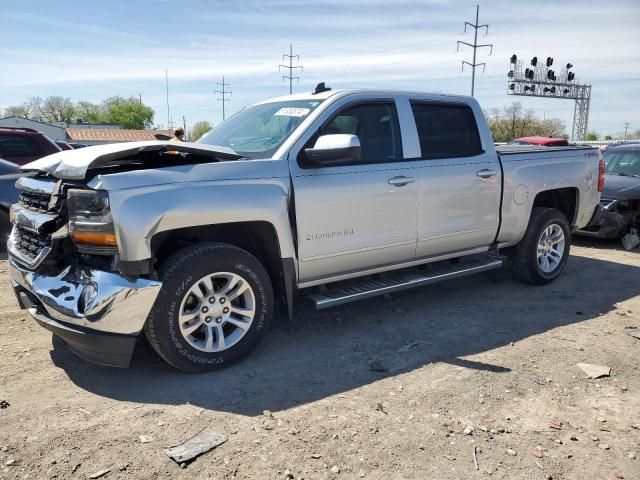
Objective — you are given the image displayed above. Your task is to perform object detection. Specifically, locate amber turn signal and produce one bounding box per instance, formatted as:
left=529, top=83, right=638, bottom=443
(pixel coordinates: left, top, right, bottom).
left=71, top=231, right=118, bottom=246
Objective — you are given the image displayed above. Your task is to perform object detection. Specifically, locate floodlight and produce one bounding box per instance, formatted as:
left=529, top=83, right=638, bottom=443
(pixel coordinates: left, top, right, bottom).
left=510, top=54, right=517, bottom=64
left=531, top=57, right=538, bottom=66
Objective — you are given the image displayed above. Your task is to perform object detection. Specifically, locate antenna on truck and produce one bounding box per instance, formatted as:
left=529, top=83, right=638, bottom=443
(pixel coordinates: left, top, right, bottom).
left=312, top=82, right=331, bottom=95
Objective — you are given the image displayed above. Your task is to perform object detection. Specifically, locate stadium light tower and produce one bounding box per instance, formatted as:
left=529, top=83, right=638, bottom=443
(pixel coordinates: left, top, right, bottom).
left=507, top=54, right=592, bottom=141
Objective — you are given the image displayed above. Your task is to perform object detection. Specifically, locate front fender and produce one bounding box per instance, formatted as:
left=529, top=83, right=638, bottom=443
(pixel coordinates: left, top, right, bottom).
left=106, top=179, right=295, bottom=264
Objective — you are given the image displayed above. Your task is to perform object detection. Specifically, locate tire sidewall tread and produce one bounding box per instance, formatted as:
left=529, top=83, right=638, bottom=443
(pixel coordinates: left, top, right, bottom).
left=145, top=242, right=273, bottom=373
left=510, top=207, right=571, bottom=285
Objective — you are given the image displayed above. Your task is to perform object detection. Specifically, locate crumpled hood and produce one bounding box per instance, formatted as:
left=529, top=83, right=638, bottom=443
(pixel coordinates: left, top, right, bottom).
left=21, top=141, right=242, bottom=180
left=602, top=174, right=640, bottom=200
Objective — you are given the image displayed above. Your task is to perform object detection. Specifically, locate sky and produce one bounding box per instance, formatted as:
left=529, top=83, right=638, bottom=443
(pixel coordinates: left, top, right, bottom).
left=1, top=0, right=639, bottom=138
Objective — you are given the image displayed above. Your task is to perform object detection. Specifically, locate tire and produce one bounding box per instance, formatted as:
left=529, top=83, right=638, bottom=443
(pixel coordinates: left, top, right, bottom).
left=509, top=207, right=571, bottom=285
left=145, top=242, right=274, bottom=372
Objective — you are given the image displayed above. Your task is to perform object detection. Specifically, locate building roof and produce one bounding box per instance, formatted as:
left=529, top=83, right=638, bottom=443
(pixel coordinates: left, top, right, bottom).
left=0, top=116, right=66, bottom=130
left=66, top=128, right=173, bottom=143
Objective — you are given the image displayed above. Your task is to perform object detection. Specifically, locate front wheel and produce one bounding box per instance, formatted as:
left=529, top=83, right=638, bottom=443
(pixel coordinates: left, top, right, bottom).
left=145, top=242, right=274, bottom=372
left=509, top=207, right=571, bottom=285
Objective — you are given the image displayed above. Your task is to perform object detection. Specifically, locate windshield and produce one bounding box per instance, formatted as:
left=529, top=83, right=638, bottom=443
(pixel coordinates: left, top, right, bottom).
left=604, top=149, right=640, bottom=176
left=197, top=100, right=324, bottom=158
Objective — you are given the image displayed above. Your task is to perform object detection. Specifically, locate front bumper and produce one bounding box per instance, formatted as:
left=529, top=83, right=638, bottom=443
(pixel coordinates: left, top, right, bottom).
left=576, top=204, right=628, bottom=239
left=9, top=260, right=162, bottom=367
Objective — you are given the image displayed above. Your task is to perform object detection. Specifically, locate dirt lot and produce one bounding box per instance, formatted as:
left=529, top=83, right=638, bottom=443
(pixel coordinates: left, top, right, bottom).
left=0, top=239, right=639, bottom=480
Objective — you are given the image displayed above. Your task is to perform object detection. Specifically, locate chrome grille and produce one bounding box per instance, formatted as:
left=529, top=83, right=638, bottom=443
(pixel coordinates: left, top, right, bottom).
left=9, top=177, right=60, bottom=267
left=19, top=190, right=53, bottom=212
left=15, top=177, right=60, bottom=213
left=12, top=227, right=52, bottom=261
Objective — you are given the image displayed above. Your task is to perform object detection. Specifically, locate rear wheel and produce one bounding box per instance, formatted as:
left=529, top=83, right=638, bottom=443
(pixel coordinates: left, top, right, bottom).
left=509, top=207, right=571, bottom=285
left=145, top=242, right=273, bottom=372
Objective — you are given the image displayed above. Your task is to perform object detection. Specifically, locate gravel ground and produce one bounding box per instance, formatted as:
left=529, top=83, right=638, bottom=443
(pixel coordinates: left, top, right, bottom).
left=0, top=239, right=639, bottom=480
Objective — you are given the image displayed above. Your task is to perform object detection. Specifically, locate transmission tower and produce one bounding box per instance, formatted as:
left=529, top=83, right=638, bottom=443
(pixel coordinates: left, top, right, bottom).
left=624, top=122, right=630, bottom=140
left=215, top=76, right=232, bottom=121
left=279, top=44, right=303, bottom=95
left=457, top=5, right=493, bottom=97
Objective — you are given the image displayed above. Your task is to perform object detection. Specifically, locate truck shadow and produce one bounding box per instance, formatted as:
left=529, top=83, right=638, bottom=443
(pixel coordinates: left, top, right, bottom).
left=50, top=254, right=640, bottom=416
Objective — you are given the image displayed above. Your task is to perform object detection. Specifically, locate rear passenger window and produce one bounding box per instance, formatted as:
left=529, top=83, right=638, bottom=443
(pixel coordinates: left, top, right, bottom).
left=0, top=135, right=45, bottom=158
left=411, top=103, right=483, bottom=159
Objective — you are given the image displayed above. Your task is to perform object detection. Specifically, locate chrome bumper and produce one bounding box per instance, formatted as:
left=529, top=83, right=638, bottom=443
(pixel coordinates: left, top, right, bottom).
left=9, top=260, right=162, bottom=336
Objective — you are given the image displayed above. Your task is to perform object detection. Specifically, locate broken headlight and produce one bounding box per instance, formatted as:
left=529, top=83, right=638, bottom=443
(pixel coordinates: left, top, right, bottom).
left=67, top=189, right=118, bottom=254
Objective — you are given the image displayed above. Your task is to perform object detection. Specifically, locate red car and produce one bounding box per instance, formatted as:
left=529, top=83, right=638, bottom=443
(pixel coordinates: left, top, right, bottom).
left=509, top=136, right=570, bottom=147
left=0, top=127, right=61, bottom=165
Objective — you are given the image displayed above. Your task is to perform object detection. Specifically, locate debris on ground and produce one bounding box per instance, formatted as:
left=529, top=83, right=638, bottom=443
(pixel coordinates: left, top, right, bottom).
left=139, top=435, right=153, bottom=443
left=0, top=400, right=9, bottom=409
left=374, top=402, right=387, bottom=415
left=164, top=427, right=227, bottom=464
left=506, top=448, right=517, bottom=456
left=621, top=228, right=640, bottom=251
left=549, top=420, right=562, bottom=430
left=624, top=327, right=640, bottom=340
left=368, top=359, right=388, bottom=373
left=612, top=471, right=625, bottom=479
left=576, top=363, right=611, bottom=379
left=599, top=443, right=611, bottom=450
left=529, top=449, right=544, bottom=458
left=473, top=445, right=479, bottom=470
left=463, top=425, right=474, bottom=435
left=89, top=469, right=111, bottom=479
left=330, top=465, right=340, bottom=474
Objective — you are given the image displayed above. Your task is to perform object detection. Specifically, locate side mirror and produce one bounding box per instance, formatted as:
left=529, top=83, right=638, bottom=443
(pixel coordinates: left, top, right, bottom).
left=304, top=134, right=361, bottom=166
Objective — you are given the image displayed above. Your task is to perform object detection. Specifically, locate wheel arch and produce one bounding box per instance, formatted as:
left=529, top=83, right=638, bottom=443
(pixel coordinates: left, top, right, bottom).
left=531, top=187, right=579, bottom=226
left=150, top=221, right=295, bottom=319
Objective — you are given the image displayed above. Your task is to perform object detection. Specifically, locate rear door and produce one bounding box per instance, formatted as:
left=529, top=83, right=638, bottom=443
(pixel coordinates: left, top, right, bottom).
left=290, top=97, right=419, bottom=284
left=410, top=100, right=501, bottom=258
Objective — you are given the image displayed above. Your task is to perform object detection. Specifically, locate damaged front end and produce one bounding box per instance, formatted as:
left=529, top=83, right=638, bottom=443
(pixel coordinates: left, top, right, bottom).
left=578, top=196, right=640, bottom=248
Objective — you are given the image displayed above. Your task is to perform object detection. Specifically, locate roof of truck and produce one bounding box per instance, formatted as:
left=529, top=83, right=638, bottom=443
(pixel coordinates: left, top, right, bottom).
left=258, top=88, right=473, bottom=104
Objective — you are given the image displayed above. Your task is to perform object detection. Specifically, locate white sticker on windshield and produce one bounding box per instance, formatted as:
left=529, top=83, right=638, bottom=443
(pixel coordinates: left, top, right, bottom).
left=274, top=107, right=310, bottom=117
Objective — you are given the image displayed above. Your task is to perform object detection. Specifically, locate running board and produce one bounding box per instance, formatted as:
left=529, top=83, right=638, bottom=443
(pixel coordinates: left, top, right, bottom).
left=307, top=256, right=505, bottom=310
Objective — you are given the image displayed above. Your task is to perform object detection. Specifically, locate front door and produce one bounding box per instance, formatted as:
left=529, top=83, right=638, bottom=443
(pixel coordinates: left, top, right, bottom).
left=291, top=101, right=419, bottom=284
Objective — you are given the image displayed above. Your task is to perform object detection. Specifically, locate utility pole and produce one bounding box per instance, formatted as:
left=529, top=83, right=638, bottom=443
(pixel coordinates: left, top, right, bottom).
left=624, top=122, right=630, bottom=140
left=279, top=44, right=303, bottom=95
left=215, top=76, right=232, bottom=121
left=457, top=5, right=493, bottom=97
left=183, top=115, right=187, bottom=140
left=165, top=70, right=171, bottom=129
left=139, top=93, right=142, bottom=105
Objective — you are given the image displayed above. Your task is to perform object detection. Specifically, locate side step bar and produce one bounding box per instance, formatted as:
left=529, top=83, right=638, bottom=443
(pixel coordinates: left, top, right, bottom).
left=307, top=256, right=505, bottom=310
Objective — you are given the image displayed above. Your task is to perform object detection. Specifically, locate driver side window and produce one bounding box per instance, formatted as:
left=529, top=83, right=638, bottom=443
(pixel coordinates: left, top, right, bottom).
left=320, top=103, right=402, bottom=164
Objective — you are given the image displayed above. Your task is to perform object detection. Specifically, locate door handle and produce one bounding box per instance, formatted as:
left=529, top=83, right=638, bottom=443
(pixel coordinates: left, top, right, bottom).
left=477, top=169, right=498, bottom=178
left=388, top=176, right=415, bottom=186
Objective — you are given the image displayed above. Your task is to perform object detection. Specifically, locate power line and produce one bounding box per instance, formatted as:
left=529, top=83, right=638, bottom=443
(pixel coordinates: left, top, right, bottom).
left=456, top=5, right=493, bottom=97
left=215, top=76, right=232, bottom=121
left=279, top=44, right=303, bottom=95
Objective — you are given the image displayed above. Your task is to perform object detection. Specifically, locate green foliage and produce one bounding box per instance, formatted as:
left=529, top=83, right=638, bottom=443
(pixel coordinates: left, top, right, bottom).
left=585, top=131, right=599, bottom=141
left=486, top=102, right=566, bottom=143
left=3, top=95, right=155, bottom=130
left=605, top=135, right=613, bottom=141
left=102, top=96, right=154, bottom=129
left=188, top=121, right=213, bottom=141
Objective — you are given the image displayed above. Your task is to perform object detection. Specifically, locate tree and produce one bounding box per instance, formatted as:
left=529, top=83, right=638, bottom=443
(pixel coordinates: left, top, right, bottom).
left=102, top=96, right=154, bottom=129
left=605, top=135, right=613, bottom=141
left=75, top=101, right=103, bottom=124
left=40, top=96, right=75, bottom=123
left=188, top=121, right=213, bottom=141
left=3, top=97, right=43, bottom=120
left=485, top=102, right=566, bottom=143
left=633, top=129, right=640, bottom=139
left=585, top=131, right=599, bottom=141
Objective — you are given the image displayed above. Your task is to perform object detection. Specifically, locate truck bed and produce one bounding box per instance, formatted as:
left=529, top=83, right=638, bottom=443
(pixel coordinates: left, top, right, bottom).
left=495, top=144, right=598, bottom=155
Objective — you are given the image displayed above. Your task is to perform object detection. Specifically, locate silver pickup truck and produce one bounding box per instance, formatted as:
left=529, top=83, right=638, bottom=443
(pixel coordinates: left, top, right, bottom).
left=8, top=86, right=604, bottom=372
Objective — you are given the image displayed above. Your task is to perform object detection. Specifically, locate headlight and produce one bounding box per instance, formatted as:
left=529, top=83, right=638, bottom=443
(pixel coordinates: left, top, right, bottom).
left=67, top=189, right=118, bottom=253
